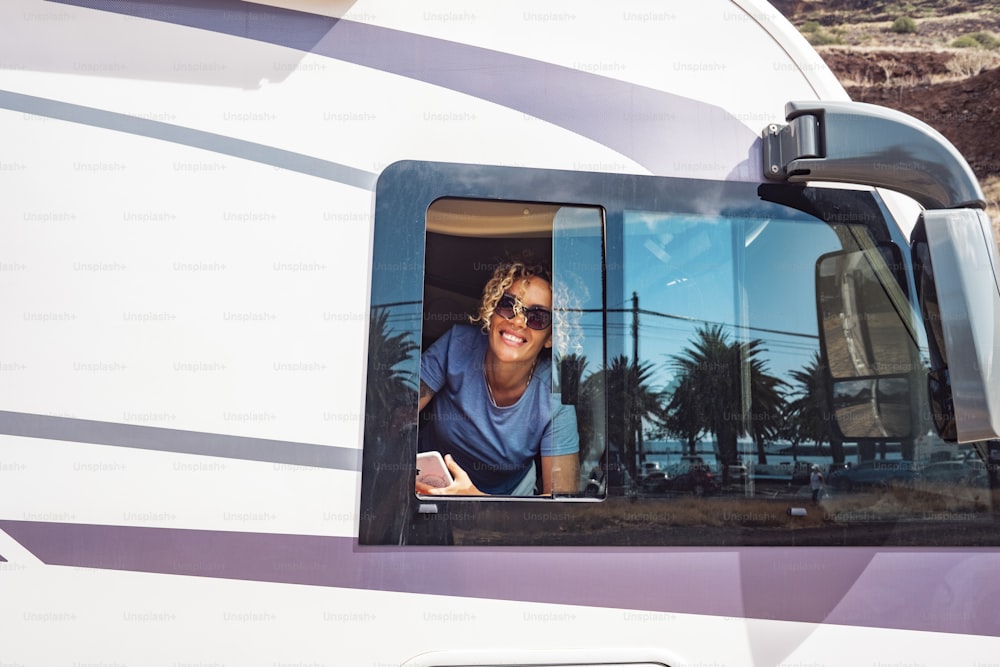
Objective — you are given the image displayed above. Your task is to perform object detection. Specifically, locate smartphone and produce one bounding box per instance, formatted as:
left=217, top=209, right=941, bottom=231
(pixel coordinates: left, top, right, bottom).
left=416, top=451, right=454, bottom=489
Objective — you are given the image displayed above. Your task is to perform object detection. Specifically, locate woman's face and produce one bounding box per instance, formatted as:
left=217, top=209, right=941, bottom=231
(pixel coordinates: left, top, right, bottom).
left=487, top=276, right=553, bottom=366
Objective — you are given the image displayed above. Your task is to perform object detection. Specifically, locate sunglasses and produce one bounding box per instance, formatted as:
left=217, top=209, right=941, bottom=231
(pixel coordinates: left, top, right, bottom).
left=496, top=293, right=552, bottom=331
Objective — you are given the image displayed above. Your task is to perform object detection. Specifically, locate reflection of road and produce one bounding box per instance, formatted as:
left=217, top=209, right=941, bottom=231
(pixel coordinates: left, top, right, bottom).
left=822, top=312, right=869, bottom=379
left=837, top=402, right=881, bottom=438
left=839, top=280, right=873, bottom=376
left=837, top=281, right=891, bottom=438
left=837, top=401, right=911, bottom=438
left=831, top=274, right=915, bottom=438
left=866, top=378, right=889, bottom=438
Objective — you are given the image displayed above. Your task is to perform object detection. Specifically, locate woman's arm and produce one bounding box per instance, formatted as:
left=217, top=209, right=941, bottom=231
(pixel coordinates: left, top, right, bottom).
left=417, top=380, right=435, bottom=412
left=419, top=454, right=578, bottom=497
left=541, top=453, right=580, bottom=496
left=414, top=378, right=484, bottom=495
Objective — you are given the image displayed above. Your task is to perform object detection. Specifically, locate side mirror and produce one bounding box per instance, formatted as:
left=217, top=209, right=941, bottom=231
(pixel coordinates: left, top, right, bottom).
left=912, top=209, right=1000, bottom=442
left=816, top=243, right=918, bottom=440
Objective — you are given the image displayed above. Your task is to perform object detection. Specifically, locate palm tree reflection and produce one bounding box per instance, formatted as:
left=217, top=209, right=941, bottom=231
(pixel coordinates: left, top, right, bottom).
left=664, top=325, right=785, bottom=482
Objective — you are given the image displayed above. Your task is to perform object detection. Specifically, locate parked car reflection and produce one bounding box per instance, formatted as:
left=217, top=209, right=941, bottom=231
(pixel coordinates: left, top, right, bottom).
left=919, top=460, right=988, bottom=487
left=641, top=467, right=721, bottom=496
left=826, top=460, right=917, bottom=491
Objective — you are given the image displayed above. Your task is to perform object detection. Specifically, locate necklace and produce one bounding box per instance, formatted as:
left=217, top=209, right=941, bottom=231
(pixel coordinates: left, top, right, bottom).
left=484, top=362, right=535, bottom=408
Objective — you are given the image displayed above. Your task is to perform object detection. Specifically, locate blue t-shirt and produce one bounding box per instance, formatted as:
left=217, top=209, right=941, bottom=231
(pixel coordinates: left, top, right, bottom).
left=419, top=325, right=579, bottom=495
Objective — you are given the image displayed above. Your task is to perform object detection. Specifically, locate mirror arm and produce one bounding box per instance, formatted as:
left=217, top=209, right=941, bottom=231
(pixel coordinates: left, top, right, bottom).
left=764, top=101, right=986, bottom=210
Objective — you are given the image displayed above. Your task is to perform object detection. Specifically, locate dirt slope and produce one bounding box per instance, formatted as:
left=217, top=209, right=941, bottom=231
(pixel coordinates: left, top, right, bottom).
left=773, top=1, right=1000, bottom=223
left=846, top=64, right=1000, bottom=185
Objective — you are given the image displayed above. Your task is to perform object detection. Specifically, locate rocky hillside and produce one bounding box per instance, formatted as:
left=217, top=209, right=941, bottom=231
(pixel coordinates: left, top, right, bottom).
left=773, top=0, right=1000, bottom=226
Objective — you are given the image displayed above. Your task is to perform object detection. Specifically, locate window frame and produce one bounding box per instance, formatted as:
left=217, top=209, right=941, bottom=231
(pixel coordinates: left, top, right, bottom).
left=361, top=161, right=619, bottom=546
left=358, top=160, right=993, bottom=547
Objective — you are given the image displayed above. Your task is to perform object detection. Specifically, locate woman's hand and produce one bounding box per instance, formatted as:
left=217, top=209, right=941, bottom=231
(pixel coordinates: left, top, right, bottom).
left=415, top=454, right=485, bottom=496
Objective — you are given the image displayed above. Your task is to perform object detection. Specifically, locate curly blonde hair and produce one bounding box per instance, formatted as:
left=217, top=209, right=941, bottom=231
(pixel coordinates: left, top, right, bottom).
left=470, top=258, right=552, bottom=332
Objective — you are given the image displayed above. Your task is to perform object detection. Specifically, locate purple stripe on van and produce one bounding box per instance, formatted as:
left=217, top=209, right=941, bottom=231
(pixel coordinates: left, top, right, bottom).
left=5, top=520, right=998, bottom=638
left=52, top=0, right=759, bottom=180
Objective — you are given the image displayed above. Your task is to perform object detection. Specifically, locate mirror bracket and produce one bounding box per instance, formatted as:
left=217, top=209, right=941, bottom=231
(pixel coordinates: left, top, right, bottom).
left=764, top=101, right=986, bottom=210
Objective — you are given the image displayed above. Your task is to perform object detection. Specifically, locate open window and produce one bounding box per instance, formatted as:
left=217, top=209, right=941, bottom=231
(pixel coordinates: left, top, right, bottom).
left=418, top=198, right=605, bottom=498
left=360, top=162, right=611, bottom=546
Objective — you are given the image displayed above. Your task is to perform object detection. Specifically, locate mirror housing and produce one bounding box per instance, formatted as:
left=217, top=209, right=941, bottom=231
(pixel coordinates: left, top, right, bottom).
left=912, top=209, right=1000, bottom=442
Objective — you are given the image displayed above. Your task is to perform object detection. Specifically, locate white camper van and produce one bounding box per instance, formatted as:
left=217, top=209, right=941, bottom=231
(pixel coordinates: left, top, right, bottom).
left=3, top=1, right=1000, bottom=665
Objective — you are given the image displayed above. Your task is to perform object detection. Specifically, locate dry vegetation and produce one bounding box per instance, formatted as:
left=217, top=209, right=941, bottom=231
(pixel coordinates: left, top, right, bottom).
left=774, top=0, right=1000, bottom=227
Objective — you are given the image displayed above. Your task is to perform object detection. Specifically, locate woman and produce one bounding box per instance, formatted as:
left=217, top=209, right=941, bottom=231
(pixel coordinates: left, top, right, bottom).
left=416, top=260, right=580, bottom=496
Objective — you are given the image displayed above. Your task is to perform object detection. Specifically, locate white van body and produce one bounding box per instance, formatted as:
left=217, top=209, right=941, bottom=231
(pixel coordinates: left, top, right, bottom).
left=2, top=1, right=1000, bottom=665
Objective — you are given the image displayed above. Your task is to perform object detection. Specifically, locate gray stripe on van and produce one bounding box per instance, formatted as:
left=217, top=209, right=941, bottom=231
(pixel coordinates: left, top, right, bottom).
left=0, top=90, right=378, bottom=191
left=0, top=411, right=362, bottom=471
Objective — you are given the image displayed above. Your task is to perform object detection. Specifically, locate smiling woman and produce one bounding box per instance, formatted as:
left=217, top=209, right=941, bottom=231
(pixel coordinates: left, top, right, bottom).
left=416, top=257, right=581, bottom=496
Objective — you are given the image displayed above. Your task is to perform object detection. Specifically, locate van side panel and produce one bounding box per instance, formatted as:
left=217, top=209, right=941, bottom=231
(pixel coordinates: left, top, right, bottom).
left=2, top=1, right=998, bottom=665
